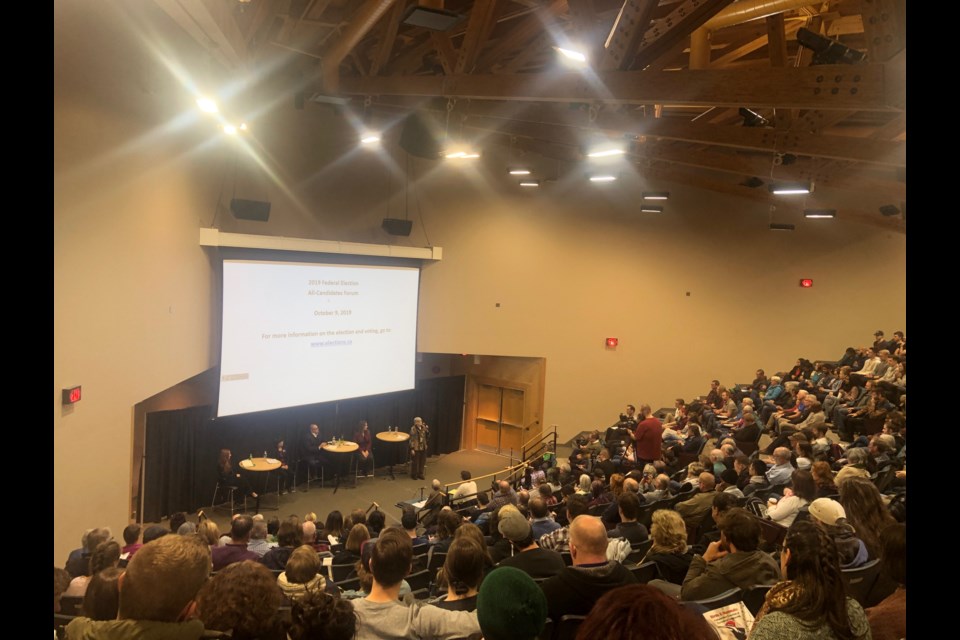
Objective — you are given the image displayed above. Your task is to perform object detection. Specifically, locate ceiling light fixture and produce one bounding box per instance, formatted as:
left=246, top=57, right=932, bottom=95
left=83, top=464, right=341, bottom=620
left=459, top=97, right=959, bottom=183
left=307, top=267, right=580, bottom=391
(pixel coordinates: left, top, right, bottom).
left=587, top=148, right=625, bottom=158
left=519, top=180, right=540, bottom=188
left=803, top=209, right=837, bottom=219
left=769, top=183, right=811, bottom=195
left=401, top=4, right=465, bottom=31
left=555, top=47, right=587, bottom=63
left=642, top=191, right=670, bottom=200
left=222, top=124, right=238, bottom=135
left=769, top=223, right=796, bottom=231
left=360, top=133, right=381, bottom=145
left=445, top=150, right=480, bottom=159
left=640, top=205, right=664, bottom=213
left=589, top=175, right=617, bottom=183
left=238, top=122, right=248, bottom=131
left=196, top=97, right=218, bottom=113
left=508, top=168, right=531, bottom=176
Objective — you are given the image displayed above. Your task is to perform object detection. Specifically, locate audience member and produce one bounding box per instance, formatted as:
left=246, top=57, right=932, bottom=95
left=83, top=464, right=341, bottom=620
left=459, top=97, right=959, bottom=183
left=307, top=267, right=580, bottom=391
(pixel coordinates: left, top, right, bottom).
left=807, top=498, right=869, bottom=569
left=642, top=510, right=693, bottom=585
left=539, top=495, right=589, bottom=552
left=765, top=469, right=816, bottom=528
left=334, top=524, right=371, bottom=566
left=866, top=523, right=906, bottom=640
left=288, top=591, right=357, bottom=640
left=401, top=508, right=428, bottom=546
left=497, top=508, right=565, bottom=579
left=119, top=524, right=142, bottom=564
left=675, top=473, right=717, bottom=525
left=839, top=476, right=897, bottom=559
left=81, top=567, right=123, bottom=621
left=212, top=514, right=259, bottom=571
left=65, top=527, right=111, bottom=578
left=609, top=491, right=649, bottom=544
left=261, top=520, right=302, bottom=570
left=529, top=498, right=561, bottom=539
left=279, top=544, right=327, bottom=600
left=539, top=516, right=638, bottom=620
left=750, top=521, right=870, bottom=639
left=678, top=508, right=780, bottom=601
left=476, top=567, right=547, bottom=640
left=197, top=560, right=287, bottom=640
left=349, top=528, right=480, bottom=640
left=577, top=583, right=719, bottom=640
left=65, top=535, right=211, bottom=639
left=324, top=510, right=345, bottom=544
left=430, top=538, right=486, bottom=611
left=64, top=540, right=120, bottom=598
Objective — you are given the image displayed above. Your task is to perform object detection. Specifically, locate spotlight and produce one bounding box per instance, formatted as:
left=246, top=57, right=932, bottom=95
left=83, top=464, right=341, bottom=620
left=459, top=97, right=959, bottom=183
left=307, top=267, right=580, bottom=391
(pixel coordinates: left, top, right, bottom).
left=879, top=204, right=901, bottom=217
left=642, top=192, right=670, bottom=200
left=196, top=97, right=218, bottom=113
left=796, top=27, right=867, bottom=65
left=555, top=47, right=587, bottom=64
left=739, top=108, right=769, bottom=128
left=445, top=149, right=480, bottom=159
left=360, top=133, right=381, bottom=145
left=640, top=205, right=664, bottom=213
left=769, top=223, right=796, bottom=231
left=769, top=183, right=811, bottom=195
left=223, top=124, right=238, bottom=135
left=803, top=209, right=837, bottom=219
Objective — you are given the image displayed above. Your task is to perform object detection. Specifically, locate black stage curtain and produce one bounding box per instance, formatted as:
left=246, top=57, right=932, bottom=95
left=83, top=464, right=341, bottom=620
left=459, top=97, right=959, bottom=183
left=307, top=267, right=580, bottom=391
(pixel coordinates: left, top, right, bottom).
left=142, top=404, right=214, bottom=523
left=141, top=377, right=465, bottom=517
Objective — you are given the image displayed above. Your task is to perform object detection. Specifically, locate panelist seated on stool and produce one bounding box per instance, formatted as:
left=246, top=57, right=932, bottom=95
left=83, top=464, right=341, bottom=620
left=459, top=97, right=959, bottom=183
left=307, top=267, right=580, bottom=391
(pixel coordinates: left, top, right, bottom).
left=353, top=420, right=375, bottom=478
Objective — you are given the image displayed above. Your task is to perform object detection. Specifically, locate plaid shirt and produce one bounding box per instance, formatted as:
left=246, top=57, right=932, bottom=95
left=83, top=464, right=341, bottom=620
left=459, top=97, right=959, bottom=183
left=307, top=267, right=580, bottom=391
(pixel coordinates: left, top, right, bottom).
left=539, top=525, right=570, bottom=551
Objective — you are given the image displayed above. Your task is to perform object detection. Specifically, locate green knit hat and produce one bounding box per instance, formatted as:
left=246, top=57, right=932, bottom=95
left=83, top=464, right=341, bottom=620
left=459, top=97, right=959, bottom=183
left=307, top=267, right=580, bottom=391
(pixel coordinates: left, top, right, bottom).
left=477, top=566, right=548, bottom=640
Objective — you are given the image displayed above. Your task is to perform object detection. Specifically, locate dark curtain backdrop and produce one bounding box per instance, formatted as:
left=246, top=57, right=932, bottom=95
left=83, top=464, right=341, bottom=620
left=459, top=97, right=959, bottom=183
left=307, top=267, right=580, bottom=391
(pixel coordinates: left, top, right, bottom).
left=141, top=376, right=465, bottom=520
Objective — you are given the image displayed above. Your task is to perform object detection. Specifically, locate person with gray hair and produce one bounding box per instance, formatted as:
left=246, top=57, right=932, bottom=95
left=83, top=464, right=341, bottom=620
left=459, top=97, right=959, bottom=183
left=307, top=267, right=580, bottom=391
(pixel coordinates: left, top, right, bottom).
left=675, top=473, right=717, bottom=525
left=66, top=527, right=112, bottom=578
left=766, top=447, right=795, bottom=486
left=643, top=474, right=672, bottom=501
left=247, top=520, right=275, bottom=557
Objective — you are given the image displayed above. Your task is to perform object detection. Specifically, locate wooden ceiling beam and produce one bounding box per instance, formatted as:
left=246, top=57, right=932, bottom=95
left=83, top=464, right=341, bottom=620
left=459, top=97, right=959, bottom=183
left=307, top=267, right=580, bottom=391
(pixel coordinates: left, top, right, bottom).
left=455, top=0, right=501, bottom=74
left=859, top=0, right=904, bottom=62
left=601, top=0, right=659, bottom=71
left=631, top=0, right=737, bottom=70
left=154, top=0, right=247, bottom=70
left=475, top=0, right=567, bottom=73
left=370, top=1, right=406, bottom=76
left=339, top=62, right=901, bottom=111
left=319, top=0, right=399, bottom=90
left=430, top=32, right=460, bottom=75
left=767, top=13, right=789, bottom=67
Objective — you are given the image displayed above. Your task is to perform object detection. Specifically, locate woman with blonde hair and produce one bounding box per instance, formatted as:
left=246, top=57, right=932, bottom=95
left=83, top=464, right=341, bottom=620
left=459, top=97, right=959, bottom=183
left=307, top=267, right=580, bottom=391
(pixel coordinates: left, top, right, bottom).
left=642, top=510, right=693, bottom=585
left=197, top=520, right=221, bottom=547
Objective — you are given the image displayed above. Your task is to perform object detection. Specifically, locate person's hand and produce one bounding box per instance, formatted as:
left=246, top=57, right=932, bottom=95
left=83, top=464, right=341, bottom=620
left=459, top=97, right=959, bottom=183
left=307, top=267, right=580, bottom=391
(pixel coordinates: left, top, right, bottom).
left=703, top=540, right=728, bottom=563
left=782, top=488, right=794, bottom=498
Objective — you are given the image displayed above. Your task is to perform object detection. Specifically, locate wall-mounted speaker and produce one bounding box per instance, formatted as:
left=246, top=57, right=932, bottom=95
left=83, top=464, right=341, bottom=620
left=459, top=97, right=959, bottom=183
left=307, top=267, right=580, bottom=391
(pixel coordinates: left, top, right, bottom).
left=399, top=113, right=443, bottom=159
left=230, top=199, right=271, bottom=222
left=382, top=218, right=413, bottom=236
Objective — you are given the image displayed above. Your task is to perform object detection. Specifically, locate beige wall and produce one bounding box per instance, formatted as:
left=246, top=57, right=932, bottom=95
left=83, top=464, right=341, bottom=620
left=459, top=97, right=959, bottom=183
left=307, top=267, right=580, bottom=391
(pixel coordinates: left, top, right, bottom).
left=54, top=1, right=905, bottom=563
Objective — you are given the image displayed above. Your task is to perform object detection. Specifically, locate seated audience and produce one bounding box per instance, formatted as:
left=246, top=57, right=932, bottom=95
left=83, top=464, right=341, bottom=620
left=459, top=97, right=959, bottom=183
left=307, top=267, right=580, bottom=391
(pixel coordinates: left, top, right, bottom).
left=609, top=492, right=649, bottom=544
left=765, top=469, right=816, bottom=528
left=430, top=538, right=486, bottom=611
left=261, top=520, right=302, bottom=571
left=839, top=477, right=897, bottom=559
left=539, top=495, right=589, bottom=552
left=334, top=524, right=371, bottom=566
left=528, top=498, right=561, bottom=539
left=807, top=498, right=869, bottom=569
left=497, top=507, right=565, bottom=579
left=64, top=540, right=120, bottom=598
left=675, top=473, right=717, bottom=526
left=65, top=527, right=111, bottom=578
left=212, top=514, right=259, bottom=571
left=248, top=519, right=276, bottom=557
left=81, top=567, right=122, bottom=621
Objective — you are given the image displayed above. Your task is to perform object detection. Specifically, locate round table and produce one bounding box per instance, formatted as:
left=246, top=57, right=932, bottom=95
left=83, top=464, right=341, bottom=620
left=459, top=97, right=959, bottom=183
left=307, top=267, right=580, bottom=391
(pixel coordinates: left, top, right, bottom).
left=321, top=441, right=359, bottom=492
left=376, top=431, right=410, bottom=479
left=239, top=457, right=282, bottom=472
left=238, top=458, right=283, bottom=510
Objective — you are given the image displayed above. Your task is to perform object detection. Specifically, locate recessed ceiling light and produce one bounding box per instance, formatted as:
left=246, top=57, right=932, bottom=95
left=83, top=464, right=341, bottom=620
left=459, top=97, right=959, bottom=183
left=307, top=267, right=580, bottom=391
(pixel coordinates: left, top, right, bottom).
left=640, top=205, right=664, bottom=213
left=769, top=183, right=811, bottom=195
left=803, top=209, right=837, bottom=219
left=519, top=180, right=540, bottom=187
left=589, top=175, right=617, bottom=183
left=508, top=168, right=531, bottom=176
left=360, top=134, right=381, bottom=145
left=642, top=191, right=669, bottom=200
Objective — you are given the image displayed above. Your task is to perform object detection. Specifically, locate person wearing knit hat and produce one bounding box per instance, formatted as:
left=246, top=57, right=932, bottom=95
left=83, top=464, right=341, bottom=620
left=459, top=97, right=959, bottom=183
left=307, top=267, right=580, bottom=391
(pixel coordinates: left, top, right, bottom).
left=497, top=507, right=566, bottom=579
left=807, top=498, right=869, bottom=569
left=477, top=566, right=547, bottom=640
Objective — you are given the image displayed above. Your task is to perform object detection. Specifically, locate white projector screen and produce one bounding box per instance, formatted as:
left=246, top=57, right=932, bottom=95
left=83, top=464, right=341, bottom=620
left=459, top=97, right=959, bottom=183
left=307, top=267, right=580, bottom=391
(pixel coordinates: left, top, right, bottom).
left=218, top=260, right=420, bottom=417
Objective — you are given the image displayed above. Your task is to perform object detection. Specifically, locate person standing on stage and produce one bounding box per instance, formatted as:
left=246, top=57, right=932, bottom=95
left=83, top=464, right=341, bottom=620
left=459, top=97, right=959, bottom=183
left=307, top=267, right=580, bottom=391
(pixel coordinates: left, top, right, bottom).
left=410, top=417, right=429, bottom=480
left=353, top=420, right=374, bottom=478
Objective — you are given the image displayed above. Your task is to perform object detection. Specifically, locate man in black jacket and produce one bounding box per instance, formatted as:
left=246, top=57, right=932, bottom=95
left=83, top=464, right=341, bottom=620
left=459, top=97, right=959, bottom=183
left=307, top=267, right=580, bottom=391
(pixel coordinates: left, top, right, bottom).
left=539, top=516, right=637, bottom=620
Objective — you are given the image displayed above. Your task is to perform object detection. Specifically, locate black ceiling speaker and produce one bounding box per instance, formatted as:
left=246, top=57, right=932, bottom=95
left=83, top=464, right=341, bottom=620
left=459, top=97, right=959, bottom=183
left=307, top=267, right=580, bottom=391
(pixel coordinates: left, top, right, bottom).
left=382, top=218, right=413, bottom=236
left=230, top=198, right=271, bottom=222
left=399, top=112, right=444, bottom=159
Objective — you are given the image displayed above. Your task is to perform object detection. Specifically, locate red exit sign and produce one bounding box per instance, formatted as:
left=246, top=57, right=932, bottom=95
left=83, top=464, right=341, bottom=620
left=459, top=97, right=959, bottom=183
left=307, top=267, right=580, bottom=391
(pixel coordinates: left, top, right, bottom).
left=799, top=279, right=813, bottom=288
left=62, top=386, right=82, bottom=405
